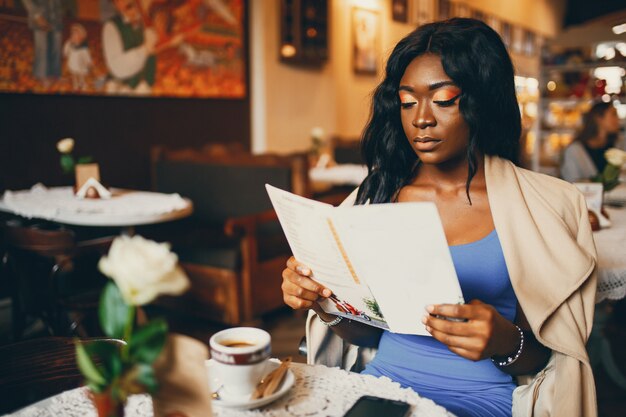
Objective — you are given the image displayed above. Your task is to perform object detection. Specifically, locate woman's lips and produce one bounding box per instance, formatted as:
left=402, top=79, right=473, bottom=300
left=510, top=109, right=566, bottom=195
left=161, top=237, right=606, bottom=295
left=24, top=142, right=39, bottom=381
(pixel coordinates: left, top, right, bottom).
left=413, top=137, right=442, bottom=151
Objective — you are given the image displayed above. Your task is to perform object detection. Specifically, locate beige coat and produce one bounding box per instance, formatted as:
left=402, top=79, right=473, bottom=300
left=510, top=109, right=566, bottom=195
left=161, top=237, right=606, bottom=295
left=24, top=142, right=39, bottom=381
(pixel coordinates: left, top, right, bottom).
left=306, top=156, right=598, bottom=416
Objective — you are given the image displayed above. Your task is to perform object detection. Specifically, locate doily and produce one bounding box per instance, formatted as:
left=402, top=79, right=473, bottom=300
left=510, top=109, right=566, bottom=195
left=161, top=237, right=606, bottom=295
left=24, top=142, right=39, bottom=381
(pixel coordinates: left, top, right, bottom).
left=7, top=363, right=455, bottom=417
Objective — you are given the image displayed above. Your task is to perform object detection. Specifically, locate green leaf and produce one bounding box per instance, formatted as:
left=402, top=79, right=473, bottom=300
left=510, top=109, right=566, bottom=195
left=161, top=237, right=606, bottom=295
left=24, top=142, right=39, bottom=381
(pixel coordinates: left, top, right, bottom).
left=99, top=282, right=132, bottom=339
left=129, top=318, right=168, bottom=365
left=60, top=154, right=75, bottom=174
left=134, top=363, right=159, bottom=393
left=76, top=341, right=107, bottom=386
left=85, top=341, right=123, bottom=379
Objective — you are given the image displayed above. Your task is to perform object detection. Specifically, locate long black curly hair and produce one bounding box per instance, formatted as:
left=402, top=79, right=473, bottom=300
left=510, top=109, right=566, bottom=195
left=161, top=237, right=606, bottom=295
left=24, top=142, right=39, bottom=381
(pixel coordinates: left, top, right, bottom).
left=356, top=18, right=521, bottom=205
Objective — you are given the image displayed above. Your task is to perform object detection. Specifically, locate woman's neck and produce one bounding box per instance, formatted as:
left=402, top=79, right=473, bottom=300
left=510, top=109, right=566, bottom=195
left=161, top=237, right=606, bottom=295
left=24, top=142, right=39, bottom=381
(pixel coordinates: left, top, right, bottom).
left=414, top=154, right=485, bottom=190
left=586, top=133, right=607, bottom=149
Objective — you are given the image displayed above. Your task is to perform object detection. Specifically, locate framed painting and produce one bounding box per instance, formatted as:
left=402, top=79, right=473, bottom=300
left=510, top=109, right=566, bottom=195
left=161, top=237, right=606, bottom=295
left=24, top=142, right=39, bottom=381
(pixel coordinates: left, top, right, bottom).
left=0, top=0, right=246, bottom=98
left=352, top=7, right=379, bottom=75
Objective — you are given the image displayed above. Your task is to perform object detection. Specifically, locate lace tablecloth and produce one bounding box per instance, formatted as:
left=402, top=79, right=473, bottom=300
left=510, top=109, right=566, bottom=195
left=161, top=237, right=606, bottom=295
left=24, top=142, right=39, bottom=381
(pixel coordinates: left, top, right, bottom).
left=0, top=184, right=192, bottom=227
left=594, top=207, right=626, bottom=302
left=7, top=363, right=454, bottom=417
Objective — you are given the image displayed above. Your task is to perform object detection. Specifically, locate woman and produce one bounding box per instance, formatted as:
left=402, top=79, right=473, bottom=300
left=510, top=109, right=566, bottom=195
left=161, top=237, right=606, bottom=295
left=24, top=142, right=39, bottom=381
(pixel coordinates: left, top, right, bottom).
left=281, top=18, right=597, bottom=417
left=561, top=101, right=621, bottom=182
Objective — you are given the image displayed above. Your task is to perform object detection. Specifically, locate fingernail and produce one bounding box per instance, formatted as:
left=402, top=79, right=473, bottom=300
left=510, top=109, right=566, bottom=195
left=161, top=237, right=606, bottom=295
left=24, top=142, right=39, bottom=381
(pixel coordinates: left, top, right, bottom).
left=426, top=305, right=434, bottom=313
left=322, top=289, right=331, bottom=297
left=421, top=316, right=427, bottom=324
left=425, top=325, right=432, bottom=332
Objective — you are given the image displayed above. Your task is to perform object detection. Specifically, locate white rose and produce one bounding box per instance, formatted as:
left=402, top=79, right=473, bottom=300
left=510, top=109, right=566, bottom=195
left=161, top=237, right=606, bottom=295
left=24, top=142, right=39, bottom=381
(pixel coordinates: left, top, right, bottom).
left=98, top=235, right=190, bottom=306
left=605, top=148, right=626, bottom=167
left=56, top=137, right=75, bottom=154
left=310, top=127, right=325, bottom=140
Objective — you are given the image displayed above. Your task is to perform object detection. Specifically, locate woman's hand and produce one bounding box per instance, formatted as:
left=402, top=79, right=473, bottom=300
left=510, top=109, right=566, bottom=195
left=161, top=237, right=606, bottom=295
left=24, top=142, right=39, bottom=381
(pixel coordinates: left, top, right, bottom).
left=281, top=256, right=331, bottom=311
left=422, top=300, right=520, bottom=361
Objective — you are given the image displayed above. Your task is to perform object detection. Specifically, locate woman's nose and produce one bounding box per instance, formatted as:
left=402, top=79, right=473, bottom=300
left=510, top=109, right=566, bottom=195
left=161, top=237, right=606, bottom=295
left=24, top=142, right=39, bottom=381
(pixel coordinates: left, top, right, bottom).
left=412, top=101, right=435, bottom=128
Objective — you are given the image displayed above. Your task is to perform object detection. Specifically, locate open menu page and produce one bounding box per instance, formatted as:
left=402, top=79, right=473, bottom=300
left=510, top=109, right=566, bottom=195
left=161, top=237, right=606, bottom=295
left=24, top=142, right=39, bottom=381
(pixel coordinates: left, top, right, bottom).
left=266, top=184, right=464, bottom=335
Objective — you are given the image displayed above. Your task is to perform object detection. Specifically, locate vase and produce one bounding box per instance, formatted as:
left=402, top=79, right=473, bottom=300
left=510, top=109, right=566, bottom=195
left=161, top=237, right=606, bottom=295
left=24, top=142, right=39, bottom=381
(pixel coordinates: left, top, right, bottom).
left=88, top=389, right=125, bottom=417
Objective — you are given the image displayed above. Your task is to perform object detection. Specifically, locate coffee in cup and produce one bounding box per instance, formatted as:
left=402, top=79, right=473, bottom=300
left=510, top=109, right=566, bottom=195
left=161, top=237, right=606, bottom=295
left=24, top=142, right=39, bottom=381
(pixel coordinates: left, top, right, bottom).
left=209, top=327, right=271, bottom=398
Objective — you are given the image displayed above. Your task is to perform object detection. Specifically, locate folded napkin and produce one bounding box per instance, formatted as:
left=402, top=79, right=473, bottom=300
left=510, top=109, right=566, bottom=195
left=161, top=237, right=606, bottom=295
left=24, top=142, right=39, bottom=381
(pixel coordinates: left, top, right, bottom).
left=75, top=177, right=112, bottom=199
left=152, top=334, right=213, bottom=417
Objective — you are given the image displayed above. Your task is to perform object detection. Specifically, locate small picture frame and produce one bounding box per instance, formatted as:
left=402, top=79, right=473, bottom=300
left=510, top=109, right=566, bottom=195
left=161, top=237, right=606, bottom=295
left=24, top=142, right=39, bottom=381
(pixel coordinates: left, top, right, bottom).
left=391, top=0, right=409, bottom=23
left=352, top=7, right=380, bottom=75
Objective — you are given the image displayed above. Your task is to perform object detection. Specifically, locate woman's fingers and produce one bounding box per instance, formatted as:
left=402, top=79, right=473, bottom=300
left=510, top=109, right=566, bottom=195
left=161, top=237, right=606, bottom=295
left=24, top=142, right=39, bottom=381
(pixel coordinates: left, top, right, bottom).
left=282, top=268, right=330, bottom=297
left=281, top=257, right=332, bottom=310
left=426, top=301, right=487, bottom=320
left=286, top=256, right=311, bottom=276
left=423, top=314, right=474, bottom=336
left=283, top=294, right=315, bottom=310
left=281, top=278, right=321, bottom=301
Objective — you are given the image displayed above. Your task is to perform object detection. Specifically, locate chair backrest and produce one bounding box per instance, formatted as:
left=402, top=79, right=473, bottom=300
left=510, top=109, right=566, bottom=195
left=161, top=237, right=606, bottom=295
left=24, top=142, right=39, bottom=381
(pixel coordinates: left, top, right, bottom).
left=0, top=337, right=124, bottom=414
left=332, top=136, right=363, bottom=165
left=151, top=146, right=311, bottom=225
left=3, top=219, right=75, bottom=257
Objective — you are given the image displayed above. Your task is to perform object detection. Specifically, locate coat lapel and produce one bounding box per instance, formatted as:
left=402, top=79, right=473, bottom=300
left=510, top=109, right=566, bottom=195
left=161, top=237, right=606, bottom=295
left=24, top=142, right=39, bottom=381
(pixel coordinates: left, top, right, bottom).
left=485, top=156, right=596, bottom=358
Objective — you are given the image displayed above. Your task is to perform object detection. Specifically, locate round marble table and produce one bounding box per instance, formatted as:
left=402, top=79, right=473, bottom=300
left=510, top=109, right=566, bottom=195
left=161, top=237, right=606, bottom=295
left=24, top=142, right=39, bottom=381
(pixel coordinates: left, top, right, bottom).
left=7, top=362, right=454, bottom=417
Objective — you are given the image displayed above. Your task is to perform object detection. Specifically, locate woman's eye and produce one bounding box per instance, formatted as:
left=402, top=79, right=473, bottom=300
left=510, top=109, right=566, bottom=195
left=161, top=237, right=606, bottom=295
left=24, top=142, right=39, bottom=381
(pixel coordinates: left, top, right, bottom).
left=400, top=101, right=416, bottom=109
left=432, top=88, right=461, bottom=107
left=433, top=95, right=460, bottom=107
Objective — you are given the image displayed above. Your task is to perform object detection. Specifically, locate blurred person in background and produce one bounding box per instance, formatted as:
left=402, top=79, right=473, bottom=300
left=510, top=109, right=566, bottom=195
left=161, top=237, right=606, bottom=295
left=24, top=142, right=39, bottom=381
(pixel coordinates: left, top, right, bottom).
left=561, top=102, right=621, bottom=182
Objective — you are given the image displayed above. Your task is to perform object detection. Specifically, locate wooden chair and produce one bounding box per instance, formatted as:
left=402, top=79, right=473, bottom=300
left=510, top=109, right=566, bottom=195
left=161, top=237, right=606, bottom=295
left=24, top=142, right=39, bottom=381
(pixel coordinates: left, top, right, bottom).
left=147, top=146, right=311, bottom=325
left=0, top=337, right=123, bottom=414
left=1, top=219, right=114, bottom=339
left=331, top=136, right=363, bottom=165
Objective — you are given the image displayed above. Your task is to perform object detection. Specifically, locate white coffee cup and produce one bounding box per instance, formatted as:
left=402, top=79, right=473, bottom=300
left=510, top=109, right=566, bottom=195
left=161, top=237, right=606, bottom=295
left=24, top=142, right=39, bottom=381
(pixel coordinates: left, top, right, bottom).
left=209, top=327, right=271, bottom=398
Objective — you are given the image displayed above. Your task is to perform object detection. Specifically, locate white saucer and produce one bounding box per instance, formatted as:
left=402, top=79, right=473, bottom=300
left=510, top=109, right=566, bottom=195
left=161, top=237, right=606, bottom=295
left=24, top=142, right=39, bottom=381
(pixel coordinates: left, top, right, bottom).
left=206, top=358, right=295, bottom=410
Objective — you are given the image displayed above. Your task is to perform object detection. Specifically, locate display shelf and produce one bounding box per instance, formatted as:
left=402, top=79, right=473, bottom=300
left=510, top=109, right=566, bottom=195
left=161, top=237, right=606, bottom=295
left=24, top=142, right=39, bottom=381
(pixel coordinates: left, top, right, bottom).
left=542, top=97, right=626, bottom=105
left=543, top=61, right=626, bottom=72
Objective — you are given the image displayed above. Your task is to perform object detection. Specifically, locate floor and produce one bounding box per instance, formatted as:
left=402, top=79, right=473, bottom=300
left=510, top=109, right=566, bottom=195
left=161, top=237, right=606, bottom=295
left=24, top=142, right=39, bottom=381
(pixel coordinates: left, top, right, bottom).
left=1, top=300, right=625, bottom=416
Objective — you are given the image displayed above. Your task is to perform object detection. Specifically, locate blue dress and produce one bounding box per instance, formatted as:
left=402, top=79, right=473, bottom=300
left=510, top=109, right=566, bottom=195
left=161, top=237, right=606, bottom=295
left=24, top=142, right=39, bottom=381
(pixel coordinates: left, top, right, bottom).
left=362, top=229, right=518, bottom=417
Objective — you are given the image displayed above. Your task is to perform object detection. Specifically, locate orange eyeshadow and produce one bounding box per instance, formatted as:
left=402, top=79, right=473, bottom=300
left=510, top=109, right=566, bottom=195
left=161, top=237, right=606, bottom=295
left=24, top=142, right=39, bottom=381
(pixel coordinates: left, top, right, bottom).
left=399, top=92, right=415, bottom=103
left=433, top=87, right=461, bottom=101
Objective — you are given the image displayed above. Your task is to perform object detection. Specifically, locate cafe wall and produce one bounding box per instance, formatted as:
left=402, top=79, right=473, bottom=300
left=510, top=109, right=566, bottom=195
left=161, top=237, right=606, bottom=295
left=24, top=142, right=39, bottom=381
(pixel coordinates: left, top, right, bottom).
left=0, top=2, right=250, bottom=192
left=256, top=0, right=565, bottom=154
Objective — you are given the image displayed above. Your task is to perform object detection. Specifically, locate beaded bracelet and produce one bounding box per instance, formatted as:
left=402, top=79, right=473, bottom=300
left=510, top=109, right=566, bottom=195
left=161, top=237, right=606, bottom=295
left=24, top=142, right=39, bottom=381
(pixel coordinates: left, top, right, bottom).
left=319, top=315, right=343, bottom=327
left=491, top=325, right=525, bottom=367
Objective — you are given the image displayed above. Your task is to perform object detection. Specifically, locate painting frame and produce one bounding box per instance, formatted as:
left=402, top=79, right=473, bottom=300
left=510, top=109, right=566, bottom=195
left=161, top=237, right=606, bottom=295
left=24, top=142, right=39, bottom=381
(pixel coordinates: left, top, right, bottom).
left=352, top=7, right=380, bottom=76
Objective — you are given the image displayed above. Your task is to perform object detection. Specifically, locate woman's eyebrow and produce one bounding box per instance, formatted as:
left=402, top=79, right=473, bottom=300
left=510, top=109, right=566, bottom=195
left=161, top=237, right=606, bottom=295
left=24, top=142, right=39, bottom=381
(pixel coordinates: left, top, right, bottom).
left=398, top=81, right=457, bottom=92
